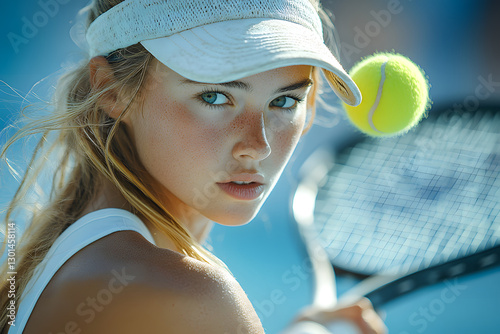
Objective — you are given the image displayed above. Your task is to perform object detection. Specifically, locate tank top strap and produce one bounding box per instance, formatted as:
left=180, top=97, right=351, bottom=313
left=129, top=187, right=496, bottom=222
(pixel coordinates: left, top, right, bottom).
left=11, top=208, right=156, bottom=334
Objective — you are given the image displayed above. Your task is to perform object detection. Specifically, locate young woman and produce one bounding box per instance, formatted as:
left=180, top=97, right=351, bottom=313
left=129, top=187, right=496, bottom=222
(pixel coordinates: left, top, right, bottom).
left=0, top=0, right=386, bottom=333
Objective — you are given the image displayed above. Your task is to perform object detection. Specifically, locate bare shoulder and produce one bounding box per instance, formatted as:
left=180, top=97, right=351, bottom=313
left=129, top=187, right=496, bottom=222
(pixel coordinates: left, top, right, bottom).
left=95, top=249, right=265, bottom=333
left=25, top=230, right=264, bottom=334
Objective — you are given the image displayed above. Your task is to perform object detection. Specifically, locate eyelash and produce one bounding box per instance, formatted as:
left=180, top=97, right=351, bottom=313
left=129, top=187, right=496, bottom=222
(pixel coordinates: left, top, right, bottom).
left=197, top=88, right=231, bottom=109
left=275, top=94, right=305, bottom=112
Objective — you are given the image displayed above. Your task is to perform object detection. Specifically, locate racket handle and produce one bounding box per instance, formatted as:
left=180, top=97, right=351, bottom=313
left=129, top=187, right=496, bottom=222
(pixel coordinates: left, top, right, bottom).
left=283, top=320, right=361, bottom=334
left=325, top=320, right=361, bottom=334
left=283, top=321, right=331, bottom=334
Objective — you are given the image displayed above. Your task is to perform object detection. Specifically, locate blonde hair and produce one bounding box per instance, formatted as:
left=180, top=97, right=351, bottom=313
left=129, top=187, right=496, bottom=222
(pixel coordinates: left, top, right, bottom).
left=0, top=0, right=333, bottom=330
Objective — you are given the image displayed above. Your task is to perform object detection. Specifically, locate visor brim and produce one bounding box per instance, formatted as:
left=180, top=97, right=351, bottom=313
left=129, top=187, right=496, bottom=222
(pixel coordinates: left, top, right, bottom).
left=141, top=18, right=361, bottom=106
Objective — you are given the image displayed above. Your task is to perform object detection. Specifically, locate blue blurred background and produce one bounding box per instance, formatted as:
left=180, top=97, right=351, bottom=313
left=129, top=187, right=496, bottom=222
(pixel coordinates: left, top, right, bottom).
left=1, top=1, right=499, bottom=333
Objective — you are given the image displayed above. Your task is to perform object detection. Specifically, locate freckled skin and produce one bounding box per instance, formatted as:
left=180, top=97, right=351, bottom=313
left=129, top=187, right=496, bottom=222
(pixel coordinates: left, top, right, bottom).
left=123, top=63, right=313, bottom=227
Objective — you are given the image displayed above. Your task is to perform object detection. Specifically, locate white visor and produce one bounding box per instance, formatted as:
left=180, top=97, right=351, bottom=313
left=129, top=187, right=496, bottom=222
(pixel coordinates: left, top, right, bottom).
left=86, top=0, right=361, bottom=106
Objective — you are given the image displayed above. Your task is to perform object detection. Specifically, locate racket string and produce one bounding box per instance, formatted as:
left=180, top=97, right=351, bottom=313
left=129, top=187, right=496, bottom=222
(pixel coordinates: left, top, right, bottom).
left=312, top=108, right=500, bottom=275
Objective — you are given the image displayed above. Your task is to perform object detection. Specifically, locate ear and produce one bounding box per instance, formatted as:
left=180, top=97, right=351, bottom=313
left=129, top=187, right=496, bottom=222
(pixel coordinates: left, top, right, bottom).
left=89, top=56, right=127, bottom=119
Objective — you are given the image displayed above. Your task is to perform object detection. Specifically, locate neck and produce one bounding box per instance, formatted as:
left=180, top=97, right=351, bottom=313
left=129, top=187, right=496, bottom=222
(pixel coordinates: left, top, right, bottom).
left=145, top=211, right=213, bottom=251
left=86, top=178, right=213, bottom=252
left=80, top=177, right=132, bottom=217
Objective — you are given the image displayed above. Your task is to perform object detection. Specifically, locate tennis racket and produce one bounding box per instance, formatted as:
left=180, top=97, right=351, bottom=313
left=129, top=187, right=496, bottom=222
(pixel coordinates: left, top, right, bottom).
left=292, top=104, right=500, bottom=331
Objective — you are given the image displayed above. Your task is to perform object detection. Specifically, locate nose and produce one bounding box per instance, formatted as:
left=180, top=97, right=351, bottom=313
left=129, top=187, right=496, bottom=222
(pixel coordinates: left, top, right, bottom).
left=232, top=112, right=272, bottom=162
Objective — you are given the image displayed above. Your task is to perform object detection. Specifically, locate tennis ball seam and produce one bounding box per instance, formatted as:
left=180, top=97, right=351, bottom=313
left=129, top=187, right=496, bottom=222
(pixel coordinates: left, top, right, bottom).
left=343, top=52, right=430, bottom=137
left=368, top=60, right=389, bottom=134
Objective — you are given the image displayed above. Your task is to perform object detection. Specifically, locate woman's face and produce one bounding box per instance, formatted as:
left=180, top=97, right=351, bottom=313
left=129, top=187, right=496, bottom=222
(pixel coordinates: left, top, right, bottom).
left=124, top=61, right=313, bottom=226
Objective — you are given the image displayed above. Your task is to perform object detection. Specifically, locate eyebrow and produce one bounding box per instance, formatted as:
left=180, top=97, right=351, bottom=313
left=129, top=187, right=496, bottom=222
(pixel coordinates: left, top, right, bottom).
left=181, top=79, right=251, bottom=90
left=275, top=78, right=314, bottom=93
left=180, top=78, right=313, bottom=93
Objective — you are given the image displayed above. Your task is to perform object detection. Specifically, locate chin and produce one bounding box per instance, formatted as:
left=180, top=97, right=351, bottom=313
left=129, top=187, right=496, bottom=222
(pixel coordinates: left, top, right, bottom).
left=207, top=204, right=263, bottom=227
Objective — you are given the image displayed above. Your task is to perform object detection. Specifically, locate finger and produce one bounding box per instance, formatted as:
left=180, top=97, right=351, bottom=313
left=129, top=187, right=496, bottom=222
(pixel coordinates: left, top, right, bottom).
left=347, top=299, right=387, bottom=334
left=324, top=299, right=387, bottom=334
left=292, top=298, right=387, bottom=334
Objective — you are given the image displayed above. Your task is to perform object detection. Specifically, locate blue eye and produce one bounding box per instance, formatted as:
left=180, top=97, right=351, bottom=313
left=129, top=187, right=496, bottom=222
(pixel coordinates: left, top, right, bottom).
left=201, top=92, right=229, bottom=105
left=270, top=96, right=298, bottom=109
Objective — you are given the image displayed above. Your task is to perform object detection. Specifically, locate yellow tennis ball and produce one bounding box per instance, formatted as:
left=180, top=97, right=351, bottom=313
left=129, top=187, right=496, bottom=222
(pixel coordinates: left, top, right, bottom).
left=343, top=53, right=430, bottom=137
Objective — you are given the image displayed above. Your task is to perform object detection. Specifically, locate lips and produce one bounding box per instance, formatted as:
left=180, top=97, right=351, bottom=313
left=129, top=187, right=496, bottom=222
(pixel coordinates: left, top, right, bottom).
left=216, top=173, right=265, bottom=200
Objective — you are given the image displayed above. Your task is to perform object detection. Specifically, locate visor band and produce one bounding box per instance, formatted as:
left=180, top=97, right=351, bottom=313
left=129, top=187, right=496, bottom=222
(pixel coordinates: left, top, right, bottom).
left=86, top=0, right=322, bottom=57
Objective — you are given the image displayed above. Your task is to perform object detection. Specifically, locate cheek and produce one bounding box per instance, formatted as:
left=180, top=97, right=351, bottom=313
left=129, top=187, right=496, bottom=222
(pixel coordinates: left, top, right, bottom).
left=133, top=97, right=228, bottom=178
left=267, top=110, right=307, bottom=157
left=167, top=103, right=230, bottom=162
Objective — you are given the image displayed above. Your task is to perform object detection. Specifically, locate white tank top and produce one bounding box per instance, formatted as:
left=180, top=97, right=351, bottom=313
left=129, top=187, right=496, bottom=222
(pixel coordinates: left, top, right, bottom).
left=9, top=208, right=156, bottom=334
